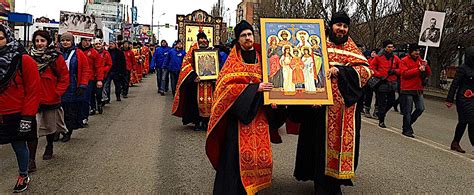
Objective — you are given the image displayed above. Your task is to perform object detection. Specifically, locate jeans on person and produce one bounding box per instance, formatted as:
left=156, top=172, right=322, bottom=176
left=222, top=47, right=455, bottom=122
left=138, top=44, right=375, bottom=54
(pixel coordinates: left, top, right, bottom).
left=11, top=141, right=29, bottom=176
left=103, top=75, right=112, bottom=101
left=363, top=85, right=374, bottom=109
left=81, top=80, right=94, bottom=120
left=376, top=90, right=396, bottom=122
left=107, top=72, right=124, bottom=99
left=159, top=68, right=170, bottom=92
left=169, top=70, right=180, bottom=96
left=90, top=82, right=103, bottom=110
left=122, top=71, right=130, bottom=96
left=156, top=68, right=163, bottom=91
left=400, top=93, right=425, bottom=134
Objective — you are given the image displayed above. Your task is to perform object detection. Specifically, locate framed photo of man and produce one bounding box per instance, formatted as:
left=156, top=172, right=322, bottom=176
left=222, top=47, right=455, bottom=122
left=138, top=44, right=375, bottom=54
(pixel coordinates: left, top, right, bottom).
left=418, top=11, right=446, bottom=48
left=260, top=18, right=333, bottom=105
left=194, top=49, right=220, bottom=80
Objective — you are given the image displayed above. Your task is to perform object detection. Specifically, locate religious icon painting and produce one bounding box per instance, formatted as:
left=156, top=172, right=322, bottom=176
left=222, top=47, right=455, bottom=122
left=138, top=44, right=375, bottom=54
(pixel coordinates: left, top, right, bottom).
left=194, top=49, right=220, bottom=80
left=260, top=18, right=333, bottom=105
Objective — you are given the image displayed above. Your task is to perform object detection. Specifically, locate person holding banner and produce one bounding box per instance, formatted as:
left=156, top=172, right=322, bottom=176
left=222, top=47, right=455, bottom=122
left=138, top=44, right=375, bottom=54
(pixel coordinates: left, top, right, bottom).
left=291, top=11, right=372, bottom=194
left=399, top=44, right=431, bottom=138
left=206, top=20, right=277, bottom=195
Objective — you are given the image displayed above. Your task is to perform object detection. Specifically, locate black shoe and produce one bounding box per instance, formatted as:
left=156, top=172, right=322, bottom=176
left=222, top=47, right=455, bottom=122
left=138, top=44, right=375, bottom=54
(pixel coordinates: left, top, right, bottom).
left=117, top=97, right=122, bottom=101
left=61, top=134, right=71, bottom=142
left=159, top=90, right=165, bottom=96
left=13, top=175, right=30, bottom=193
left=123, top=95, right=128, bottom=99
left=393, top=105, right=399, bottom=112
left=378, top=122, right=387, bottom=128
left=90, top=109, right=96, bottom=115
left=402, top=132, right=415, bottom=138
left=98, top=106, right=103, bottom=114
left=104, top=100, right=110, bottom=104
left=371, top=113, right=379, bottom=120
left=43, top=145, right=53, bottom=160
left=53, top=133, right=60, bottom=142
left=194, top=123, right=202, bottom=131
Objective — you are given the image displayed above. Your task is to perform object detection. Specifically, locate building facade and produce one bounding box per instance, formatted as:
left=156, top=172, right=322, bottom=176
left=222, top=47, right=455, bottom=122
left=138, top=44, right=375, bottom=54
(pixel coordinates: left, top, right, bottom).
left=236, top=0, right=261, bottom=42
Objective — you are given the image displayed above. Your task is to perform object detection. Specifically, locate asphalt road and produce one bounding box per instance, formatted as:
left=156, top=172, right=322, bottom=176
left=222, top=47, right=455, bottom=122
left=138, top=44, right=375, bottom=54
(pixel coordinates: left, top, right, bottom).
left=1, top=76, right=473, bottom=194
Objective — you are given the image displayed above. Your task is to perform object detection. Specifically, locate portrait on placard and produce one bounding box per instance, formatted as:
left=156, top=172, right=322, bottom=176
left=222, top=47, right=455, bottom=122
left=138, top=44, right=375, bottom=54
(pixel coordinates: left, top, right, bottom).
left=261, top=18, right=333, bottom=105
left=194, top=49, right=220, bottom=80
left=418, top=11, right=446, bottom=48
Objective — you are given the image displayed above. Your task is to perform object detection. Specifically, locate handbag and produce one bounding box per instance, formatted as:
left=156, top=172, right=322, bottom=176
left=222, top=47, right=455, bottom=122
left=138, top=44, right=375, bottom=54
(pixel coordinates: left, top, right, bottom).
left=368, top=77, right=381, bottom=89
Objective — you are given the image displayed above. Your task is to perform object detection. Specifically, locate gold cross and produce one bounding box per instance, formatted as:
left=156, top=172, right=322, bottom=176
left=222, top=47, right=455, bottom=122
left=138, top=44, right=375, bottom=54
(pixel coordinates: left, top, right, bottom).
left=288, top=24, right=300, bottom=41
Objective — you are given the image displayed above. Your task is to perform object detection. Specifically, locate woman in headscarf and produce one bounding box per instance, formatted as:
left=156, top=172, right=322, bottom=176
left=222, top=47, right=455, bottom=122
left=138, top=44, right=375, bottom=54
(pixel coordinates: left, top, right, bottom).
left=26, top=30, right=69, bottom=173
left=0, top=24, right=41, bottom=193
left=57, top=32, right=91, bottom=142
left=446, top=46, right=474, bottom=153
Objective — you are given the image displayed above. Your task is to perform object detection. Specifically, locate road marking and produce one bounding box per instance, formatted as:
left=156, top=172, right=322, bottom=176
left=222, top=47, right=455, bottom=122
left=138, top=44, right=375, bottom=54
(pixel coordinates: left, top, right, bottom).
left=362, top=118, right=474, bottom=162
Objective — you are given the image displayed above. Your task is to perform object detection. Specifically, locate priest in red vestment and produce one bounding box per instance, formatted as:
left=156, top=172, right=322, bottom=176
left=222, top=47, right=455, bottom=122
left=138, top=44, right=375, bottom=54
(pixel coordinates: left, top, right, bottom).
left=206, top=20, right=278, bottom=195
left=291, top=11, right=373, bottom=194
left=172, top=32, right=216, bottom=131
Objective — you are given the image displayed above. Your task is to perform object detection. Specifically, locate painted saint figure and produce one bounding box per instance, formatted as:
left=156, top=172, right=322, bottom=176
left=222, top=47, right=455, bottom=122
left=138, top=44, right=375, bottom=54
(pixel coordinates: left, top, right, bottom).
left=290, top=48, right=305, bottom=88
left=301, top=46, right=317, bottom=92
left=280, top=45, right=295, bottom=93
left=267, top=36, right=283, bottom=88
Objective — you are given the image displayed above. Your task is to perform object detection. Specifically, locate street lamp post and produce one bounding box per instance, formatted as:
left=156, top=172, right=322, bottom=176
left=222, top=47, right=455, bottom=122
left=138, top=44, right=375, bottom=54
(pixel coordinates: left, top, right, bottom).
left=157, top=13, right=166, bottom=43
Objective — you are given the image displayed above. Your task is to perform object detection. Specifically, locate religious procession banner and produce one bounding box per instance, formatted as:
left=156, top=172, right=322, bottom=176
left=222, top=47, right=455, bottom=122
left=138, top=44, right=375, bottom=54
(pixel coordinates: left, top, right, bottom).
left=185, top=25, right=214, bottom=51
left=260, top=18, right=333, bottom=105
left=59, top=11, right=103, bottom=38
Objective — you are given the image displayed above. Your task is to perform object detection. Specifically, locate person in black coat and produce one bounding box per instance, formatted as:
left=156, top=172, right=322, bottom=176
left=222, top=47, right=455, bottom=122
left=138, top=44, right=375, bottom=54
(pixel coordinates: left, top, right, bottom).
left=106, top=42, right=127, bottom=101
left=446, top=46, right=474, bottom=153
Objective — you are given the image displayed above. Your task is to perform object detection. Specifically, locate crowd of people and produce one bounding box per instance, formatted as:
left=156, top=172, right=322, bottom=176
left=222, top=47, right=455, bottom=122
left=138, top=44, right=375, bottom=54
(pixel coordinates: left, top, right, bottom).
left=0, top=23, right=156, bottom=193
left=168, top=11, right=473, bottom=195
left=1, top=8, right=473, bottom=194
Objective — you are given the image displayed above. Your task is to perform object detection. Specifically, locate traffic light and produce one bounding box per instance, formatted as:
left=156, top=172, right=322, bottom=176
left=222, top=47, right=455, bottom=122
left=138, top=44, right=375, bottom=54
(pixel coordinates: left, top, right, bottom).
left=165, top=23, right=170, bottom=28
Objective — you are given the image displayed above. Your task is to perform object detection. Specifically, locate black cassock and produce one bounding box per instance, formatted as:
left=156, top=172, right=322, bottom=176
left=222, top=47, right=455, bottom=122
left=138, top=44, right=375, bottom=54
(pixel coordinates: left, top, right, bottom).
left=290, top=66, right=364, bottom=194
left=178, top=72, right=200, bottom=125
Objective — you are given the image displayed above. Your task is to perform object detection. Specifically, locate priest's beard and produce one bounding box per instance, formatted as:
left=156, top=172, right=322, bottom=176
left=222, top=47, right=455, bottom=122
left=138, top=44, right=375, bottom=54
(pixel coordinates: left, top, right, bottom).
left=329, top=31, right=349, bottom=45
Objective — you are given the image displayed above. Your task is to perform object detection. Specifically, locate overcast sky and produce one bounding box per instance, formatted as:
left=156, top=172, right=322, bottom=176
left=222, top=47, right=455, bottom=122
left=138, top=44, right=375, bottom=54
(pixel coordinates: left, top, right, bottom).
left=15, top=0, right=240, bottom=42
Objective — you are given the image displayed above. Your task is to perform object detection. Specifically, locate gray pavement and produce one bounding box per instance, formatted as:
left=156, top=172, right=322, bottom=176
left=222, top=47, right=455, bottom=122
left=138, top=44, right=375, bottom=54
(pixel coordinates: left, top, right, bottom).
left=0, top=76, right=473, bottom=194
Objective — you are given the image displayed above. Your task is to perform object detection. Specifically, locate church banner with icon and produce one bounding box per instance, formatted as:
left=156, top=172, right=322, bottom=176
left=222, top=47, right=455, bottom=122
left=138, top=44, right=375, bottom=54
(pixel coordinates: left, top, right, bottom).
left=260, top=18, right=333, bottom=105
left=176, top=9, right=225, bottom=52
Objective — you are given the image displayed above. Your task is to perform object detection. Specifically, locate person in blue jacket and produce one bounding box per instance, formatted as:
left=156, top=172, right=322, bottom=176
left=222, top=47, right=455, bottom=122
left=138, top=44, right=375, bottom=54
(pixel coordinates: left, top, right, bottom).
left=214, top=44, right=230, bottom=69
left=153, top=40, right=171, bottom=94
left=163, top=40, right=186, bottom=96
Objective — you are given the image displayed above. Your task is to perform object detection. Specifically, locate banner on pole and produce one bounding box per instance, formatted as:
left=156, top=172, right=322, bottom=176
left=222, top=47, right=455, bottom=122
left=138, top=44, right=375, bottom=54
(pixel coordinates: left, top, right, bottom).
left=59, top=11, right=103, bottom=38
left=418, top=11, right=446, bottom=48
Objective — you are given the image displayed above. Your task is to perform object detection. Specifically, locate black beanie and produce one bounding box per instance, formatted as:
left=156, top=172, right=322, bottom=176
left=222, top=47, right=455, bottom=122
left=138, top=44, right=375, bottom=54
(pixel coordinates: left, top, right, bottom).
left=32, top=30, right=52, bottom=46
left=382, top=40, right=393, bottom=48
left=234, top=20, right=254, bottom=39
left=197, top=31, right=207, bottom=40
left=330, top=11, right=350, bottom=27
left=408, top=44, right=420, bottom=53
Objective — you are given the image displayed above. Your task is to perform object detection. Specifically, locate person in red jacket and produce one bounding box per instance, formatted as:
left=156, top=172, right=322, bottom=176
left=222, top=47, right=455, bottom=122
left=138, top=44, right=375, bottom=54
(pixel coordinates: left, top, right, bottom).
left=26, top=30, right=70, bottom=173
left=370, top=40, right=401, bottom=128
left=93, top=38, right=111, bottom=114
left=0, top=24, right=41, bottom=193
left=363, top=48, right=380, bottom=119
left=59, top=32, right=92, bottom=142
left=122, top=41, right=135, bottom=98
left=399, top=44, right=431, bottom=138
left=78, top=37, right=104, bottom=123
